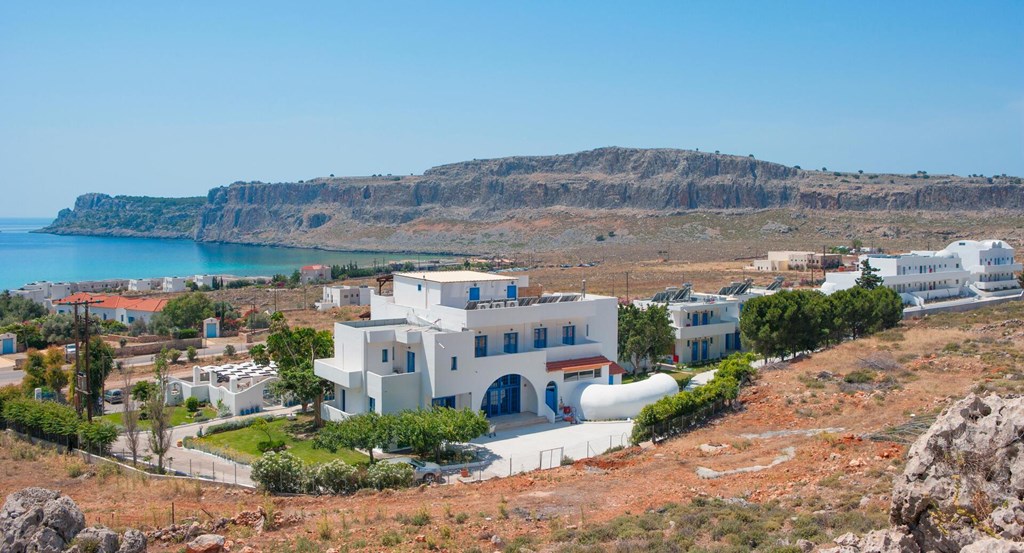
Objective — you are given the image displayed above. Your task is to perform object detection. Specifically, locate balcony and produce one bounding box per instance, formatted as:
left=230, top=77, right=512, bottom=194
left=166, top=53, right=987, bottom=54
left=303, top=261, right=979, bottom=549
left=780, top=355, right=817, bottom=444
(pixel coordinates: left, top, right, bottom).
left=314, top=358, right=363, bottom=389
left=977, top=262, right=1023, bottom=274
left=676, top=321, right=738, bottom=341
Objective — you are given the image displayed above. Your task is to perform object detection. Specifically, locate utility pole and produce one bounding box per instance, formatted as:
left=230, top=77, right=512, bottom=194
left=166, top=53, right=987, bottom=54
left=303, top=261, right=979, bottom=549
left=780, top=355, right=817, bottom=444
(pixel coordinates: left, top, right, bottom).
left=625, top=272, right=630, bottom=303
left=59, top=297, right=103, bottom=421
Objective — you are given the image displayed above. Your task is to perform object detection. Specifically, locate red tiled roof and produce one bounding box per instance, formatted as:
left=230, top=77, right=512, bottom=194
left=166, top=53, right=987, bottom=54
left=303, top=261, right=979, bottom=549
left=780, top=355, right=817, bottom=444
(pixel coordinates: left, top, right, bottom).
left=546, top=355, right=614, bottom=373
left=56, top=292, right=167, bottom=313
left=302, top=265, right=329, bottom=271
left=608, top=362, right=626, bottom=375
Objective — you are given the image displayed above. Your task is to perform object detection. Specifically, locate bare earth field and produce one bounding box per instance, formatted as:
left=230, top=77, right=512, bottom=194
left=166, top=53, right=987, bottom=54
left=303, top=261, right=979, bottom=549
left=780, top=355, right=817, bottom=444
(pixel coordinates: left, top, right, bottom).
left=4, top=300, right=1023, bottom=552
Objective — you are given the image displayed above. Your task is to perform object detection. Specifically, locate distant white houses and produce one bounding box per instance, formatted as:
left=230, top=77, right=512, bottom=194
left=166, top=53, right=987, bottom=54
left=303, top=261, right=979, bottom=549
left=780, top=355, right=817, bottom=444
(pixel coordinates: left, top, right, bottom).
left=300, top=264, right=332, bottom=284
left=10, top=281, right=72, bottom=307
left=316, top=285, right=373, bottom=310
left=751, top=251, right=843, bottom=272
left=313, top=270, right=645, bottom=424
left=166, top=362, right=278, bottom=416
left=162, top=276, right=187, bottom=293
left=821, top=239, right=1020, bottom=304
left=127, top=279, right=153, bottom=292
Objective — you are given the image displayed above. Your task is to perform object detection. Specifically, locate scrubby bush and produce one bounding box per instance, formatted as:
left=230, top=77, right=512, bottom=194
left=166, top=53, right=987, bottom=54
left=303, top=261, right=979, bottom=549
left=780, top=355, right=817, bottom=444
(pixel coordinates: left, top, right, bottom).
left=366, top=460, right=414, bottom=490
left=186, top=345, right=198, bottom=362
left=251, top=451, right=307, bottom=493
left=311, top=460, right=362, bottom=494
left=203, top=414, right=275, bottom=435
left=78, top=420, right=119, bottom=454
left=184, top=396, right=199, bottom=413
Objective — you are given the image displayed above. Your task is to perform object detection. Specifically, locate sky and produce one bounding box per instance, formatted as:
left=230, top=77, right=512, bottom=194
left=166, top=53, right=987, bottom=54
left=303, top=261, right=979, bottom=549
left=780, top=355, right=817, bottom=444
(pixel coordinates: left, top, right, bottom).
left=1, top=1, right=1022, bottom=218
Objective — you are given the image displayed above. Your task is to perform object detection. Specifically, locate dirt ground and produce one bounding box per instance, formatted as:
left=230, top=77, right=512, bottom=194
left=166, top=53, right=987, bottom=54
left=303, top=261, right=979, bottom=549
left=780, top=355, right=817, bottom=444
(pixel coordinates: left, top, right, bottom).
left=4, top=301, right=1022, bottom=552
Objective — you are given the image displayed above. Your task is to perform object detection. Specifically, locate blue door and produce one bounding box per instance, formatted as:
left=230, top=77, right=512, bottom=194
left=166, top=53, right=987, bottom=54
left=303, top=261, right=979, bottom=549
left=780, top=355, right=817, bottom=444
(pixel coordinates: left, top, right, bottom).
left=1, top=337, right=13, bottom=355
left=692, top=313, right=699, bottom=326
left=702, top=312, right=709, bottom=325
left=406, top=351, right=415, bottom=373
left=507, top=285, right=517, bottom=299
left=701, top=340, right=709, bottom=361
left=725, top=334, right=732, bottom=350
left=545, top=382, right=557, bottom=413
left=206, top=322, right=217, bottom=338
left=482, top=375, right=521, bottom=417
left=469, top=287, right=480, bottom=301
left=691, top=342, right=699, bottom=362
left=504, top=332, right=518, bottom=353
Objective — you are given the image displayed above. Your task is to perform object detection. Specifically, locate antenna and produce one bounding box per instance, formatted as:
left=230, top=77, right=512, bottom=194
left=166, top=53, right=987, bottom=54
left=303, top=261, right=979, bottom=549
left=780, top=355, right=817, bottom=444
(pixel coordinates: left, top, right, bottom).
left=582, top=279, right=587, bottom=299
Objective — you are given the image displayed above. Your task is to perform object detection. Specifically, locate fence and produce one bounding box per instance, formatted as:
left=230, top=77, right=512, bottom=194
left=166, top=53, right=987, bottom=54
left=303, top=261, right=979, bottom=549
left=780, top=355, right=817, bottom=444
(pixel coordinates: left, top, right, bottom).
left=649, top=399, right=735, bottom=444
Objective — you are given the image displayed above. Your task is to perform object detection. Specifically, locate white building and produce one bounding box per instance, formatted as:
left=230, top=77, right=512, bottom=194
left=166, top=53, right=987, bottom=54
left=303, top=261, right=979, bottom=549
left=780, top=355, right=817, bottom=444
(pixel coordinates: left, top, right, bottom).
left=10, top=281, right=72, bottom=306
left=943, top=240, right=1021, bottom=294
left=162, top=276, right=187, bottom=293
left=166, top=363, right=277, bottom=416
left=752, top=251, right=842, bottom=272
left=301, top=265, right=332, bottom=284
left=822, top=252, right=971, bottom=304
left=127, top=279, right=153, bottom=292
left=633, top=282, right=758, bottom=366
left=55, top=293, right=167, bottom=325
left=314, top=270, right=624, bottom=423
left=317, top=285, right=373, bottom=310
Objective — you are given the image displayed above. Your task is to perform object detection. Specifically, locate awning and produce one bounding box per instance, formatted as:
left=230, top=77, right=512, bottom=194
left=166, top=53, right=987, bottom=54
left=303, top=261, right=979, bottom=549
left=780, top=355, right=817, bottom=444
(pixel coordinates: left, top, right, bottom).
left=546, top=355, right=614, bottom=373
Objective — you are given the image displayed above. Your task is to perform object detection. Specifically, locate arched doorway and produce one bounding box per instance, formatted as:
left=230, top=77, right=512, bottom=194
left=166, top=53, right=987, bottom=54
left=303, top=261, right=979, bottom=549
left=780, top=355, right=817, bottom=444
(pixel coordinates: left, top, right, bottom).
left=545, top=381, right=558, bottom=414
left=482, top=374, right=521, bottom=417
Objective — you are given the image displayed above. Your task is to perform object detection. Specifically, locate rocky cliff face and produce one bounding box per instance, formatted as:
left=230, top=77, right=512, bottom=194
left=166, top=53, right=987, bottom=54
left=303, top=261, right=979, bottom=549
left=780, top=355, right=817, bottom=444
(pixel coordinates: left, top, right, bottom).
left=821, top=393, right=1024, bottom=553
left=43, top=147, right=1024, bottom=251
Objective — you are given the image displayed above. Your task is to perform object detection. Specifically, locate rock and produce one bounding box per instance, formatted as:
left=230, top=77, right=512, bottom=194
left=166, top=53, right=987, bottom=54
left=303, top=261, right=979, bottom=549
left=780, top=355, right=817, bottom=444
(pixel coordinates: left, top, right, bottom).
left=75, top=526, right=121, bottom=552
left=240, top=547, right=256, bottom=553
left=821, top=527, right=919, bottom=553
left=890, top=394, right=1024, bottom=553
left=960, top=538, right=1024, bottom=552
left=796, top=538, right=815, bottom=552
left=490, top=534, right=503, bottom=546
left=187, top=533, right=226, bottom=553
left=117, top=529, right=147, bottom=553
left=0, top=487, right=86, bottom=553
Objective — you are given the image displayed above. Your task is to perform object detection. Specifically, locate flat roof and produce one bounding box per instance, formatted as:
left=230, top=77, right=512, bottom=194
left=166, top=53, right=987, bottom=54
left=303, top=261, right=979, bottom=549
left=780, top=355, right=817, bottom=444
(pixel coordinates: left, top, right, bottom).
left=396, top=270, right=516, bottom=283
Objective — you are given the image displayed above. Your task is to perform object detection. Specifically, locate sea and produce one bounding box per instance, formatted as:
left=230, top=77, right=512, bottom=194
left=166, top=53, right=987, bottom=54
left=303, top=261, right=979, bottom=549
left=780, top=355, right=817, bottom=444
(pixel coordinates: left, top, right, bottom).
left=0, top=218, right=438, bottom=292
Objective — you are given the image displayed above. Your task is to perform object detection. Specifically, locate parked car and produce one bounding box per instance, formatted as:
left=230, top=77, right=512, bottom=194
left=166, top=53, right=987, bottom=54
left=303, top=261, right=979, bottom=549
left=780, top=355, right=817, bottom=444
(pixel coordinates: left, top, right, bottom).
left=103, top=389, right=123, bottom=404
left=382, top=457, right=444, bottom=483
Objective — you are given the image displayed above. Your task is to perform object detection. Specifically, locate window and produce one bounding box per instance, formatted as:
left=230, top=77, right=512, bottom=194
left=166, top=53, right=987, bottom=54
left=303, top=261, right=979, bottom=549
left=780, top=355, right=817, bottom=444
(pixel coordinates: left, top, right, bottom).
left=450, top=356, right=458, bottom=371
left=564, top=369, right=597, bottom=382
left=417, top=284, right=422, bottom=291
left=562, top=325, right=576, bottom=345
left=382, top=349, right=388, bottom=363
left=368, top=397, right=376, bottom=413
left=432, top=396, right=456, bottom=409
left=340, top=389, right=346, bottom=412
left=504, top=332, right=518, bottom=354
left=533, top=327, right=547, bottom=348
left=475, top=335, right=488, bottom=357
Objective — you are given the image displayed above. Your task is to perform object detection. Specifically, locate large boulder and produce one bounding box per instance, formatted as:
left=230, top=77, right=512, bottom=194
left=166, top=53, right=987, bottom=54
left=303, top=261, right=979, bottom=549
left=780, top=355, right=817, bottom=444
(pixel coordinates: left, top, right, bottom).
left=116, top=529, right=147, bottom=553
left=186, top=533, right=226, bottom=553
left=71, top=526, right=120, bottom=553
left=0, top=487, right=86, bottom=553
left=890, top=394, right=1024, bottom=552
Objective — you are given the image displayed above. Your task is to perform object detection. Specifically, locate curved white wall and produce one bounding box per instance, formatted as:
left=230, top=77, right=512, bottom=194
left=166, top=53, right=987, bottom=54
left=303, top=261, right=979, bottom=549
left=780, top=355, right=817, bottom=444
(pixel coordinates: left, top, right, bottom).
left=572, top=373, right=678, bottom=421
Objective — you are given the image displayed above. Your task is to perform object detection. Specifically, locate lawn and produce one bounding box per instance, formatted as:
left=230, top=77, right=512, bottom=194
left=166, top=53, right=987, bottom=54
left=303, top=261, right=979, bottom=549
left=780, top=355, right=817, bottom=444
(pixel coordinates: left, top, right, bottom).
left=193, top=416, right=368, bottom=465
left=100, top=406, right=218, bottom=430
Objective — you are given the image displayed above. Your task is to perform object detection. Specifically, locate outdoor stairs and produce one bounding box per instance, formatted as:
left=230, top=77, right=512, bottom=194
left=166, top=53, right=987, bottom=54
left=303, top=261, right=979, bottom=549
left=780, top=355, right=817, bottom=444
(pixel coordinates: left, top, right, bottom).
left=491, top=413, right=549, bottom=433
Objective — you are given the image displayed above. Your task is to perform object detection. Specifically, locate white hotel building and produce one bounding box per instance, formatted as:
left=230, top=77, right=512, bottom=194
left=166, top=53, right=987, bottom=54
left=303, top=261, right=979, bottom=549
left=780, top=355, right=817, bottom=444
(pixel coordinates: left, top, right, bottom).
left=821, top=239, right=1020, bottom=303
left=314, top=271, right=622, bottom=423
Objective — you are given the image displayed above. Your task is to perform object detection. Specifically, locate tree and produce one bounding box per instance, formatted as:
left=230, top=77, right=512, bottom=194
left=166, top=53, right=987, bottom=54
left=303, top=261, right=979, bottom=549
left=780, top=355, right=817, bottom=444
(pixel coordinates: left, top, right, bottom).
left=147, top=351, right=173, bottom=473
left=249, top=344, right=270, bottom=367
left=289, top=270, right=301, bottom=287
left=850, top=238, right=864, bottom=252
left=0, top=292, right=47, bottom=325
left=855, top=259, right=883, bottom=290
left=618, top=304, right=675, bottom=372
left=267, top=324, right=333, bottom=428
left=154, top=292, right=214, bottom=331
left=739, top=290, right=828, bottom=360
left=40, top=314, right=97, bottom=345
left=131, top=380, right=157, bottom=403
left=84, top=337, right=115, bottom=414
left=120, top=366, right=142, bottom=466
left=128, top=318, right=148, bottom=337
left=314, top=411, right=396, bottom=464
left=21, top=350, right=47, bottom=395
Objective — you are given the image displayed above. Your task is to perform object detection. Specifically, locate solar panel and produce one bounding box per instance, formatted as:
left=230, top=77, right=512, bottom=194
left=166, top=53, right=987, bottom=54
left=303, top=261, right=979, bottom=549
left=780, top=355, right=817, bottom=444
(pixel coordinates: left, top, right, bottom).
left=465, top=301, right=478, bottom=310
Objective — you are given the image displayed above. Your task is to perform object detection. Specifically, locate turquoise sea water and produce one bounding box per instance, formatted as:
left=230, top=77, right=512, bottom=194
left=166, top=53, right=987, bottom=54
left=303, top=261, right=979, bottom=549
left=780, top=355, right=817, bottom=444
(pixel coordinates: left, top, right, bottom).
left=0, top=218, right=433, bottom=291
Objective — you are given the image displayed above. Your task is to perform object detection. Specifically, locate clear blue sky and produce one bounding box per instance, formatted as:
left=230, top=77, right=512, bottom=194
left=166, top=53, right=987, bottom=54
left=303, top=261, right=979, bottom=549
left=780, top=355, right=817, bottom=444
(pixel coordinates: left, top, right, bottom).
left=1, top=1, right=1022, bottom=218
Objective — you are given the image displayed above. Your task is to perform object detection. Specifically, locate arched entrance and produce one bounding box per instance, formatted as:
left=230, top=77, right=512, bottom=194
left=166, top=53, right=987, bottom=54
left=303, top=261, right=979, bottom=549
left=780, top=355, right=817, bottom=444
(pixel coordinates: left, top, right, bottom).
left=545, top=381, right=558, bottom=414
left=482, top=375, right=521, bottom=417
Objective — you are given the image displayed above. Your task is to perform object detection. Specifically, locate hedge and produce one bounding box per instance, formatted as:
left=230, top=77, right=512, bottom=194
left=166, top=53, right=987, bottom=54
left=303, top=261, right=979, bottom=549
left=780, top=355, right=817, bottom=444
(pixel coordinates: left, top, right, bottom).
left=1, top=397, right=119, bottom=454
left=632, top=353, right=757, bottom=444
left=250, top=452, right=415, bottom=495
left=200, top=414, right=275, bottom=436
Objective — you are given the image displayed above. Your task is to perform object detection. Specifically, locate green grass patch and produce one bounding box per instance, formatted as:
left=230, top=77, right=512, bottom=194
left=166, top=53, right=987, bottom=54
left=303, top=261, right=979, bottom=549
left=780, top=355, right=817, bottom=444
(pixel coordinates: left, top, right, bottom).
left=193, top=416, right=367, bottom=465
left=99, top=406, right=217, bottom=430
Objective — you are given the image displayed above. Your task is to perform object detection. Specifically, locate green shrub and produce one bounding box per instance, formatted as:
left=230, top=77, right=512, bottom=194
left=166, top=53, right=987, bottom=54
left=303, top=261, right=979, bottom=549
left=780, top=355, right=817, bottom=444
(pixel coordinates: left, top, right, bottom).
left=78, top=420, right=119, bottom=454
left=186, top=346, right=198, bottom=362
left=381, top=529, right=402, bottom=546
left=366, top=460, right=414, bottom=490
left=203, top=415, right=274, bottom=435
left=224, top=344, right=236, bottom=356
left=251, top=451, right=308, bottom=493
left=844, top=370, right=875, bottom=384
left=310, top=460, right=362, bottom=495
left=184, top=396, right=200, bottom=413
left=256, top=439, right=286, bottom=453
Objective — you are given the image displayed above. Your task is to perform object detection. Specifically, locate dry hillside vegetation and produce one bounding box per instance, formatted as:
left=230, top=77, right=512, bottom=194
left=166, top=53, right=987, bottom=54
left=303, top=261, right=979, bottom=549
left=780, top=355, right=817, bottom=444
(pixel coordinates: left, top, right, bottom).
left=2, top=302, right=1023, bottom=552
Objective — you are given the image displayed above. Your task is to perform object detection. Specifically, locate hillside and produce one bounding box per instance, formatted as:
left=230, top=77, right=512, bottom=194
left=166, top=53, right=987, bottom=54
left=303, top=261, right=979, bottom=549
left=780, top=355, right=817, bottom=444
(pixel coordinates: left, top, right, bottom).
left=41, top=147, right=1024, bottom=253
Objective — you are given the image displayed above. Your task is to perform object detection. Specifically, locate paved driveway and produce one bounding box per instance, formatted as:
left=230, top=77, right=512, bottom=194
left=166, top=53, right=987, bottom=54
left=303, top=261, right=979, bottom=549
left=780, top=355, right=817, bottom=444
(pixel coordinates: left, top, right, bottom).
left=466, top=420, right=635, bottom=479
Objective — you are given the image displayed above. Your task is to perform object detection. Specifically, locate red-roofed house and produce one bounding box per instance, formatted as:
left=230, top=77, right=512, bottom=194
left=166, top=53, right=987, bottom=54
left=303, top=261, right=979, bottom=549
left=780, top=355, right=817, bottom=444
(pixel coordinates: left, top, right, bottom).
left=300, top=265, right=332, bottom=284
left=55, top=293, right=168, bottom=325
